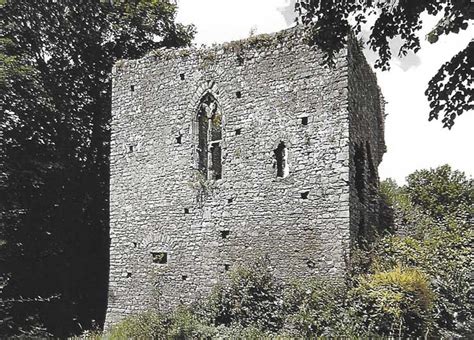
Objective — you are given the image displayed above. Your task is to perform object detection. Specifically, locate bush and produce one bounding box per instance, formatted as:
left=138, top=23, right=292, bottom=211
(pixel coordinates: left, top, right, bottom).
left=377, top=165, right=473, bottom=337
left=405, top=165, right=473, bottom=221
left=167, top=307, right=216, bottom=339
left=206, top=257, right=285, bottom=332
left=375, top=226, right=474, bottom=337
left=283, top=279, right=355, bottom=337
left=381, top=165, right=473, bottom=236
left=213, top=324, right=277, bottom=339
left=108, top=311, right=167, bottom=339
left=350, top=266, right=434, bottom=337
left=107, top=307, right=215, bottom=340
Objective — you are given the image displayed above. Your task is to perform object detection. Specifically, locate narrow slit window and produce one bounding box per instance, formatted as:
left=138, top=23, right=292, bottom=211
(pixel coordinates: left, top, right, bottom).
left=301, top=117, right=308, bottom=125
left=236, top=91, right=242, bottom=98
left=176, top=135, right=182, bottom=144
left=130, top=85, right=135, bottom=92
left=129, top=145, right=134, bottom=153
left=151, top=252, right=167, bottom=264
left=180, top=73, right=185, bottom=80
left=274, top=141, right=289, bottom=178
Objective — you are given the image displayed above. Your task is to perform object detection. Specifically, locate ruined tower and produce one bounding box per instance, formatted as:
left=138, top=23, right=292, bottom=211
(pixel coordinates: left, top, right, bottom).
left=105, top=28, right=385, bottom=327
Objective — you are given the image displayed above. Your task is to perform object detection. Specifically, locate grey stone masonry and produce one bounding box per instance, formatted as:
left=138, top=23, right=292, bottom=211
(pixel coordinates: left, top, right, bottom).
left=105, top=28, right=385, bottom=328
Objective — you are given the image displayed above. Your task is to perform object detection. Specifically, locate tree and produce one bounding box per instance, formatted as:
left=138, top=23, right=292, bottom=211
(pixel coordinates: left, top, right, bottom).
left=295, top=0, right=473, bottom=129
left=0, top=0, right=194, bottom=336
left=405, top=164, right=473, bottom=220
left=378, top=165, right=473, bottom=337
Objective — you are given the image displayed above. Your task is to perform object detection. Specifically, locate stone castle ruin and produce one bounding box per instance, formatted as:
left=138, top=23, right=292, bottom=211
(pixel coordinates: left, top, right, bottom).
left=105, top=28, right=385, bottom=327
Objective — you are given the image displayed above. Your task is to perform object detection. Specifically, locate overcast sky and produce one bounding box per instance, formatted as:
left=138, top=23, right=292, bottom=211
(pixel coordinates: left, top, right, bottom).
left=176, top=0, right=473, bottom=184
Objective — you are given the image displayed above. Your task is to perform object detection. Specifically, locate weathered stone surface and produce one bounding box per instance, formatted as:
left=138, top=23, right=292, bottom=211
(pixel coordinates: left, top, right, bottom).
left=105, top=28, right=385, bottom=328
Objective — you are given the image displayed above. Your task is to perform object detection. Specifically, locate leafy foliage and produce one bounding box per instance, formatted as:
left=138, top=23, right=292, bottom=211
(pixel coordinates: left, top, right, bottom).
left=108, top=308, right=215, bottom=340
left=107, top=312, right=168, bottom=339
left=378, top=165, right=474, bottom=337
left=295, top=0, right=473, bottom=128
left=405, top=164, right=473, bottom=220
left=0, top=0, right=194, bottom=336
left=105, top=262, right=436, bottom=338
left=206, top=257, right=285, bottom=332
left=283, top=279, right=353, bottom=337
left=376, top=227, right=473, bottom=337
left=351, top=266, right=434, bottom=337
left=426, top=40, right=473, bottom=128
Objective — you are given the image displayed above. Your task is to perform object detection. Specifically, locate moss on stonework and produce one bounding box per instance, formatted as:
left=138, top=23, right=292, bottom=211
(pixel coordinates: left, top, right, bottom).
left=197, top=49, right=217, bottom=69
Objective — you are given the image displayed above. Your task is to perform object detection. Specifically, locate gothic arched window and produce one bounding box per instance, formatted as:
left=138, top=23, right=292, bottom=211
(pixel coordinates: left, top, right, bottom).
left=196, top=93, right=222, bottom=180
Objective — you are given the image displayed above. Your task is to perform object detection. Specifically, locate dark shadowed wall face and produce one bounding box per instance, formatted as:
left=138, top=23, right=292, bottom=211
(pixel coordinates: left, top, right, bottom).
left=105, top=29, right=384, bottom=327
left=347, top=36, right=386, bottom=247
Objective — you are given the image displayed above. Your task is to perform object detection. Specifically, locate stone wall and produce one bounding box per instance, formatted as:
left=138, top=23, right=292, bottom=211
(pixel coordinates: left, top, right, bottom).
left=105, top=28, right=384, bottom=327
left=347, top=36, right=386, bottom=248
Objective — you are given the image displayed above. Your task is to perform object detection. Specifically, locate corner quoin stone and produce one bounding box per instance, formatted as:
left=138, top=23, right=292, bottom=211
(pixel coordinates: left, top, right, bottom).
left=105, top=28, right=386, bottom=328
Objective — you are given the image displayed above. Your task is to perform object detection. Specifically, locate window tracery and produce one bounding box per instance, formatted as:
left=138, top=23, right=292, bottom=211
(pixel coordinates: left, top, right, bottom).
left=196, top=93, right=222, bottom=180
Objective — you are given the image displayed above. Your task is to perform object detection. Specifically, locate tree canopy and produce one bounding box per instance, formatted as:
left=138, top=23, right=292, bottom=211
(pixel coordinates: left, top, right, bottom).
left=379, top=165, right=473, bottom=337
left=0, top=0, right=194, bottom=336
left=295, top=0, right=473, bottom=129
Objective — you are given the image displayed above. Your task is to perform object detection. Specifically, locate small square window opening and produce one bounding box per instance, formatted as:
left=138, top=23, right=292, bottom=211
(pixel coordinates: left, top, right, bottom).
left=151, top=252, right=168, bottom=264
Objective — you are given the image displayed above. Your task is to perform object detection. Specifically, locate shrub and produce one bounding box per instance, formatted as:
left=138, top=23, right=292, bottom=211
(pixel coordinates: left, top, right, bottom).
left=107, top=307, right=215, bottom=340
left=283, top=279, right=355, bottom=337
left=380, top=178, right=435, bottom=237
left=350, top=266, right=434, bottom=337
left=213, top=324, right=277, bottom=339
left=405, top=165, right=473, bottom=221
left=376, top=166, right=473, bottom=337
left=167, top=307, right=216, bottom=339
left=206, top=257, right=285, bottom=332
left=375, top=225, right=474, bottom=337
left=108, top=311, right=167, bottom=339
